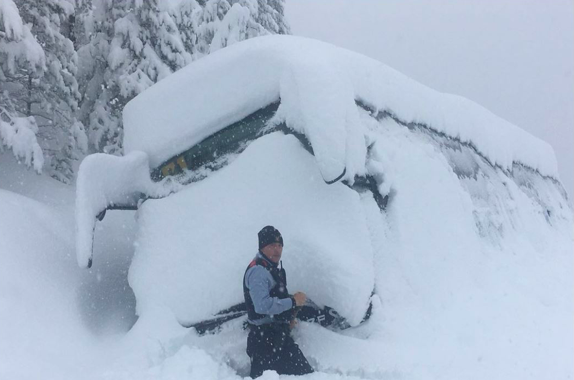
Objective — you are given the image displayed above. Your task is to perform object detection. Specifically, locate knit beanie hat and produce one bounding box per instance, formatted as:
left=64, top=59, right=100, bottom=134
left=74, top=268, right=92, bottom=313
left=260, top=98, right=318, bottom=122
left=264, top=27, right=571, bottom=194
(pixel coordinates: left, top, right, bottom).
left=258, top=226, right=283, bottom=249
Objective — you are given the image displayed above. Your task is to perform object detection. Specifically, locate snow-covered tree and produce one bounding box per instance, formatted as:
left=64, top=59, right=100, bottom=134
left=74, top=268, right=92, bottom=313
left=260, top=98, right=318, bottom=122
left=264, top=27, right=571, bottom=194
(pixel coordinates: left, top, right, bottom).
left=77, top=0, right=192, bottom=155
left=255, top=0, right=289, bottom=35
left=74, top=0, right=122, bottom=155
left=76, top=0, right=289, bottom=156
left=111, top=0, right=192, bottom=99
left=3, top=0, right=289, bottom=181
left=0, top=0, right=45, bottom=172
left=2, top=0, right=87, bottom=182
left=170, top=0, right=204, bottom=58
left=191, top=0, right=290, bottom=55
left=21, top=0, right=87, bottom=183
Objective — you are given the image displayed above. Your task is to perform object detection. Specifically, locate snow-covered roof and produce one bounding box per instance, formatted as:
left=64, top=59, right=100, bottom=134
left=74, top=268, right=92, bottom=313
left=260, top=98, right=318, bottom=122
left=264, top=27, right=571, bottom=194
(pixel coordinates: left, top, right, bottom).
left=123, top=34, right=558, bottom=183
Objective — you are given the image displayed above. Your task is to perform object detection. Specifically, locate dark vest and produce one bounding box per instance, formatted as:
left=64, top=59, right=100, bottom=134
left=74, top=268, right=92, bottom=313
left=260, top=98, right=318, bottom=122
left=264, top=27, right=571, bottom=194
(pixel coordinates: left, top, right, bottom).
left=243, top=255, right=293, bottom=323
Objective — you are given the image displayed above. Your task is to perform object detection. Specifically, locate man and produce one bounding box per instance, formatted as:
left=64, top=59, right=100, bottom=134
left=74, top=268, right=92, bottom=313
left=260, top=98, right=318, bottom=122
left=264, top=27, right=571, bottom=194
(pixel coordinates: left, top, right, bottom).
left=243, top=226, right=314, bottom=378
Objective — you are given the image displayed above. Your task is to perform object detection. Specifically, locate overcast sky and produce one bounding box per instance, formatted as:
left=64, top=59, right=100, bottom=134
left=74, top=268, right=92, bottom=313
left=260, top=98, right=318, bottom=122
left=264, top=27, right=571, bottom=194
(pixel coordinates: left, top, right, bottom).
left=285, top=0, right=574, bottom=200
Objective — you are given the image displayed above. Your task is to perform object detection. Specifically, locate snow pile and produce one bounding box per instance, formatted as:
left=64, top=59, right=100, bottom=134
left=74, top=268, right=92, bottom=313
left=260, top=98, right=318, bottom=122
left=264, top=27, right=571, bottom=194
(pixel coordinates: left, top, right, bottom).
left=124, top=35, right=559, bottom=183
left=75, top=151, right=157, bottom=268
left=129, top=133, right=375, bottom=326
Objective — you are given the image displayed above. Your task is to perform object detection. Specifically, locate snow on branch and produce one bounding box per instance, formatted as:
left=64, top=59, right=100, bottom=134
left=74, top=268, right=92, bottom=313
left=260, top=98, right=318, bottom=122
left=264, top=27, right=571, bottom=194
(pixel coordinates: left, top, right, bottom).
left=0, top=112, right=44, bottom=172
left=0, top=0, right=24, bottom=40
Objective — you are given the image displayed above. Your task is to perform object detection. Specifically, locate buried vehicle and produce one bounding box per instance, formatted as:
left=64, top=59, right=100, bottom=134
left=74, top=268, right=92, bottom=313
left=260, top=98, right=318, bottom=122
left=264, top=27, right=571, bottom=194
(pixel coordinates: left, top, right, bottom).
left=76, top=35, right=572, bottom=378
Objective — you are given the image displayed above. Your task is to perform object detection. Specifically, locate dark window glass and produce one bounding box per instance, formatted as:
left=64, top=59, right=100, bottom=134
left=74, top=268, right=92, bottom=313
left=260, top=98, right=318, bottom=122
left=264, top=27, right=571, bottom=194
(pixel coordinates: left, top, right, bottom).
left=152, top=102, right=280, bottom=181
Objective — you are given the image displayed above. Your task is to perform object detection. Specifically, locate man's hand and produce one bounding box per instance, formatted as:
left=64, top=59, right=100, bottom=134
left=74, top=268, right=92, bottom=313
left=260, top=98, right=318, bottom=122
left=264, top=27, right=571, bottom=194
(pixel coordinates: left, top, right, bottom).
left=293, top=292, right=307, bottom=307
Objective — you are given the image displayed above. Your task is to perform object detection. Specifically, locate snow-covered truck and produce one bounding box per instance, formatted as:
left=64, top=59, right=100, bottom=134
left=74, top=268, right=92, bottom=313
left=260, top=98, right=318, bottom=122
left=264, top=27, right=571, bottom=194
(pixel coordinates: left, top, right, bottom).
left=76, top=35, right=572, bottom=377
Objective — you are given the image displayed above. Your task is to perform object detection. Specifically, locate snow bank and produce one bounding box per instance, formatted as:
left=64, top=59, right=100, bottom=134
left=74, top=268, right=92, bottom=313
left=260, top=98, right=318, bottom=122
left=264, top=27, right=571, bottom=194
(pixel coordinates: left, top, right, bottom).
left=0, top=189, right=98, bottom=379
left=75, top=151, right=157, bottom=268
left=124, top=34, right=559, bottom=183
left=129, top=132, right=375, bottom=326
left=362, top=115, right=573, bottom=380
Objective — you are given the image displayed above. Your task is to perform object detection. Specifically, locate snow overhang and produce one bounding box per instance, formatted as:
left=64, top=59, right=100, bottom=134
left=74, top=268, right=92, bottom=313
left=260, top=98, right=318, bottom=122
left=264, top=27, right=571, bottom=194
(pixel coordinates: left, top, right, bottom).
left=75, top=152, right=157, bottom=268
left=123, top=35, right=559, bottom=183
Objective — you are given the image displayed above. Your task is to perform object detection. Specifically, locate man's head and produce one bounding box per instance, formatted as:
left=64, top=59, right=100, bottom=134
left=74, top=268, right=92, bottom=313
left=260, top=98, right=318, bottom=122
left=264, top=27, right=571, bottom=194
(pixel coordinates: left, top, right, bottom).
left=258, top=226, right=283, bottom=264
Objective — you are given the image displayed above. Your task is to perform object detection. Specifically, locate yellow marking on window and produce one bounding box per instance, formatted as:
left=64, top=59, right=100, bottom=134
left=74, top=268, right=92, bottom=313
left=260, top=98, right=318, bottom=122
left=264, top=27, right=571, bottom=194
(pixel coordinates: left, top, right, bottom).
left=161, top=162, right=176, bottom=177
left=177, top=156, right=187, bottom=170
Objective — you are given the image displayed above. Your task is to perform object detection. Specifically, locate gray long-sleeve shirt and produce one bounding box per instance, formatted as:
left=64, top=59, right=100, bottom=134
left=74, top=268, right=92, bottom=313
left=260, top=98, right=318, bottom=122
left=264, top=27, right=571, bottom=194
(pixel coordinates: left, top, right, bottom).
left=244, top=252, right=293, bottom=325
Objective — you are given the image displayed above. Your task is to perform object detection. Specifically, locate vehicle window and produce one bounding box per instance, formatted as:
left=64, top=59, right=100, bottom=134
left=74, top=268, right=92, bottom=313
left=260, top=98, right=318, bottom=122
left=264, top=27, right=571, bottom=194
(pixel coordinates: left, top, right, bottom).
left=150, top=100, right=387, bottom=212
left=152, top=102, right=280, bottom=181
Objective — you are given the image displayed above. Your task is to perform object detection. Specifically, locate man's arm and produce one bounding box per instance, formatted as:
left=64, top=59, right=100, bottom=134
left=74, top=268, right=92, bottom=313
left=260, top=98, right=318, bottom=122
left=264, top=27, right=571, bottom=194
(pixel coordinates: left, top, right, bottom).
left=246, top=266, right=293, bottom=315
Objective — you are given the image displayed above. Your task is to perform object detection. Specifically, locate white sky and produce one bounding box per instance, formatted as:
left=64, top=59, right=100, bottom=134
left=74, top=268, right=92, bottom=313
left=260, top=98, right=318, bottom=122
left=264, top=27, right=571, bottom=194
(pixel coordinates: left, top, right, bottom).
left=285, top=0, right=574, bottom=200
